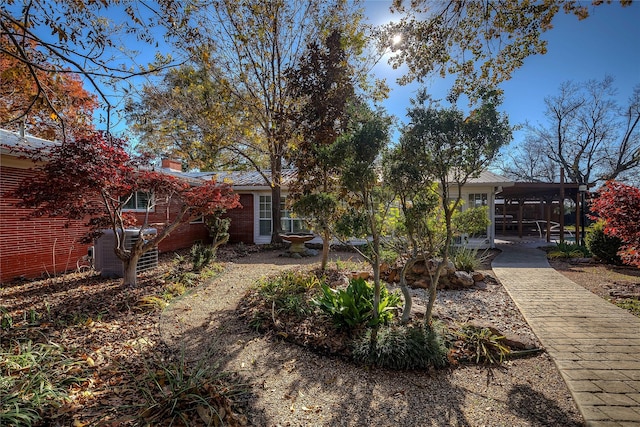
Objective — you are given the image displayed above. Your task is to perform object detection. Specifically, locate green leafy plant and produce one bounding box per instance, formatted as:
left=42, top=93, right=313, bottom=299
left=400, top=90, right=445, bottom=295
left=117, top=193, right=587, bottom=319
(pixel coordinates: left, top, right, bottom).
left=450, top=324, right=511, bottom=364
left=585, top=221, right=623, bottom=264
left=1, top=306, right=13, bottom=330
left=190, top=243, right=216, bottom=272
left=130, top=348, right=246, bottom=426
left=352, top=322, right=449, bottom=369
left=547, top=241, right=591, bottom=259
left=0, top=340, right=86, bottom=426
left=257, top=270, right=322, bottom=317
left=315, top=277, right=401, bottom=328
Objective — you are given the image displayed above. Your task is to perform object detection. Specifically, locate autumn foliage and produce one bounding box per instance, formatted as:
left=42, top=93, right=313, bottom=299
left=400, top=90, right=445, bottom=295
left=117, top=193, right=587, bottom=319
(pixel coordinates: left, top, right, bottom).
left=0, top=34, right=98, bottom=140
left=589, top=181, right=640, bottom=267
left=9, top=131, right=240, bottom=285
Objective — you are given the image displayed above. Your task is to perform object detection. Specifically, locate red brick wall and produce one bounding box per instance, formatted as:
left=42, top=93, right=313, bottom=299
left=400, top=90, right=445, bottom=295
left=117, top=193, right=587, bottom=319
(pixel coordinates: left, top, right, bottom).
left=1, top=164, right=211, bottom=282
left=1, top=165, right=90, bottom=282
left=226, top=193, right=254, bottom=244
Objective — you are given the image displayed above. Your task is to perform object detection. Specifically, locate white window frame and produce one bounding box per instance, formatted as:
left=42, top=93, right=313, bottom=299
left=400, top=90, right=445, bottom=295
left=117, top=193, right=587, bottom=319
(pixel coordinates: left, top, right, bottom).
left=259, top=195, right=272, bottom=237
left=468, top=193, right=488, bottom=208
left=190, top=215, right=204, bottom=224
left=122, top=191, right=155, bottom=212
left=258, top=195, right=308, bottom=237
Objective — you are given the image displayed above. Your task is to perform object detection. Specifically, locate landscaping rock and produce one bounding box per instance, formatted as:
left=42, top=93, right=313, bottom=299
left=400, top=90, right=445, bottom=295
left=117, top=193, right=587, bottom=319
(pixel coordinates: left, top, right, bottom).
left=349, top=271, right=371, bottom=280
left=472, top=271, right=485, bottom=282
left=451, top=271, right=474, bottom=288
left=474, top=281, right=488, bottom=290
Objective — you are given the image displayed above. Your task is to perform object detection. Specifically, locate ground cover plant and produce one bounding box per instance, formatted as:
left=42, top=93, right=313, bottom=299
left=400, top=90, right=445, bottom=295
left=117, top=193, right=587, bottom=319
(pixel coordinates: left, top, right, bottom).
left=0, top=249, right=247, bottom=426
left=238, top=256, right=518, bottom=370
left=545, top=241, right=591, bottom=259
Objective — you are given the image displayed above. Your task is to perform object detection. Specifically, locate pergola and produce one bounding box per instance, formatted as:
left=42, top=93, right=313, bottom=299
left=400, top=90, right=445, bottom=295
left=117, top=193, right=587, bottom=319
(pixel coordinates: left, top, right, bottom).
left=495, top=181, right=589, bottom=243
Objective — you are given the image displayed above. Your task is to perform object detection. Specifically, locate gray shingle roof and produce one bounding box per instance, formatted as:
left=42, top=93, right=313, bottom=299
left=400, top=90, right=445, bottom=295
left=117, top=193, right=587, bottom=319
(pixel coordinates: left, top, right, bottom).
left=190, top=169, right=297, bottom=188
left=0, top=129, right=58, bottom=155
left=466, top=170, right=514, bottom=186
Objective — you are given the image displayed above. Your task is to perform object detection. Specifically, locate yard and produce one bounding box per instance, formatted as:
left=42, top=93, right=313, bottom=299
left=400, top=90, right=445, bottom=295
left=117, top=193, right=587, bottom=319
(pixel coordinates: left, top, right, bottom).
left=1, top=244, right=638, bottom=426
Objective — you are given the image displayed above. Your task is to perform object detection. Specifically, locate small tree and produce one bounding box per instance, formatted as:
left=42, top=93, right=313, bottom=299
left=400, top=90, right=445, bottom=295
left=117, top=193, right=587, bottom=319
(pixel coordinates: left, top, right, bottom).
left=589, top=181, right=640, bottom=267
left=287, top=29, right=356, bottom=270
left=9, top=131, right=240, bottom=286
left=396, top=90, right=511, bottom=325
left=333, top=103, right=394, bottom=323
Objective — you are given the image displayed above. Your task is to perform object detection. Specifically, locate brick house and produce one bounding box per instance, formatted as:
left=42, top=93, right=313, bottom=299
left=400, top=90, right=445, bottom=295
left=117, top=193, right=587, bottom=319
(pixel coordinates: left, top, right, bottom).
left=193, top=169, right=514, bottom=249
left=0, top=130, right=211, bottom=283
left=192, top=169, right=309, bottom=245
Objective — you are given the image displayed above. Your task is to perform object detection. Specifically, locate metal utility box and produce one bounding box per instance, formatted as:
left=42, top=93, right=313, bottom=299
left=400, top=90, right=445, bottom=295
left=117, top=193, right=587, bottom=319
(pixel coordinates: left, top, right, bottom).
left=94, top=229, right=158, bottom=278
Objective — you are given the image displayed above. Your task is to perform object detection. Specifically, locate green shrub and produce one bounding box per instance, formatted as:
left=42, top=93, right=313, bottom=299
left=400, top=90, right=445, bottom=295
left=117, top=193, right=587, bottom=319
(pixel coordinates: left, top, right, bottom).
left=449, top=324, right=511, bottom=364
left=585, top=221, right=623, bottom=264
left=190, top=243, right=216, bottom=272
left=546, top=241, right=591, bottom=259
left=257, top=270, right=321, bottom=317
left=352, top=322, right=449, bottom=369
left=314, top=278, right=401, bottom=328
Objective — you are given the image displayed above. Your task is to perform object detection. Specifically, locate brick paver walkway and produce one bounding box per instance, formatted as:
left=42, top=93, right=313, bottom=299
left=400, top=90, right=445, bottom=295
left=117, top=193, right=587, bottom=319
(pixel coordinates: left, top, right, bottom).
left=492, top=241, right=640, bottom=427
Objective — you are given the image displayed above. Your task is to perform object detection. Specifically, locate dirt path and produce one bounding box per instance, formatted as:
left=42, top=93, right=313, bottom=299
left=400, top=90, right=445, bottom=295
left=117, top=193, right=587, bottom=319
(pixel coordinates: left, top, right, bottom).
left=159, top=251, right=314, bottom=356
left=158, top=250, right=583, bottom=427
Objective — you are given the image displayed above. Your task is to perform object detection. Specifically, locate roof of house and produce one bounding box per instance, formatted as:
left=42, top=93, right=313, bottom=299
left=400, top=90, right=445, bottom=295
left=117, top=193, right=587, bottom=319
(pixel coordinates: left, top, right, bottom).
left=465, top=170, right=514, bottom=187
left=0, top=128, right=58, bottom=156
left=192, top=168, right=513, bottom=191
left=190, top=169, right=298, bottom=189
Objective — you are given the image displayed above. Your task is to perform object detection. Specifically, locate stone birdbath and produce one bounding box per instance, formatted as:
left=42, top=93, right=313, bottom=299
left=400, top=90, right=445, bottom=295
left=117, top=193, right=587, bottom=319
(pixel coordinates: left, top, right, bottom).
left=280, top=233, right=315, bottom=254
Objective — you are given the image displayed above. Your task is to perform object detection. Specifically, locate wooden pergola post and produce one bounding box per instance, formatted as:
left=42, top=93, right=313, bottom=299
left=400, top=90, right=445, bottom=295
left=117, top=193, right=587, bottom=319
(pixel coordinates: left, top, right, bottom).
left=559, top=168, right=565, bottom=243
left=518, top=199, right=524, bottom=239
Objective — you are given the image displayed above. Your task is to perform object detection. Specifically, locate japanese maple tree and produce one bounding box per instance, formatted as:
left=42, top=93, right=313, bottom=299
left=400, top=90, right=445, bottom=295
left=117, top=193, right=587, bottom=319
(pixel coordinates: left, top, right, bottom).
left=10, top=131, right=240, bottom=287
left=590, top=181, right=640, bottom=268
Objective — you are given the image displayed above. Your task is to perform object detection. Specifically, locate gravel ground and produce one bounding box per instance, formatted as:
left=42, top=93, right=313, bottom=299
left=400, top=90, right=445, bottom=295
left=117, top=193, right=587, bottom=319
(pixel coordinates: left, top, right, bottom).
left=159, top=249, right=584, bottom=427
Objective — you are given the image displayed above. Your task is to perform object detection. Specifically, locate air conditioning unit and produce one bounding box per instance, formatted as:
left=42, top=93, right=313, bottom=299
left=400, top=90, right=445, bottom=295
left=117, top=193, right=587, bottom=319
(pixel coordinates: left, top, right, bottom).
left=94, top=228, right=158, bottom=278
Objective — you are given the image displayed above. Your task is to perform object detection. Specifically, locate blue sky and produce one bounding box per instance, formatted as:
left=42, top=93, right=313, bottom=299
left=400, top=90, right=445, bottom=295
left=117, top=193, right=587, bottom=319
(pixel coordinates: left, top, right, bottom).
left=364, top=1, right=640, bottom=144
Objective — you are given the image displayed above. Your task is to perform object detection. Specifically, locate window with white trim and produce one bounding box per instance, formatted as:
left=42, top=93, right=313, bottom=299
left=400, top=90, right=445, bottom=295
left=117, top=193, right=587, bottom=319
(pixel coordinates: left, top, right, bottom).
left=280, top=198, right=307, bottom=234
left=259, top=195, right=272, bottom=236
left=259, top=195, right=308, bottom=236
left=122, top=191, right=154, bottom=212
left=468, top=193, right=488, bottom=208
left=190, top=216, right=204, bottom=224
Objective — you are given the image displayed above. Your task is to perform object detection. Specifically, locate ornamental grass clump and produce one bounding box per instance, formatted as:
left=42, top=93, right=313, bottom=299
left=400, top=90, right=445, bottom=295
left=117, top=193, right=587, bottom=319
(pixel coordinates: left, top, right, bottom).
left=257, top=270, right=322, bottom=317
left=351, top=322, right=449, bottom=370
left=547, top=241, right=591, bottom=259
left=449, top=324, right=511, bottom=364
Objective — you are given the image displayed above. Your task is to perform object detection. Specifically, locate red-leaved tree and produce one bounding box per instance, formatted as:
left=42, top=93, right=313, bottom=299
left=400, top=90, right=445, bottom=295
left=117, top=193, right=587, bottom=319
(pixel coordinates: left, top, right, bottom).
left=589, top=181, right=640, bottom=268
left=9, top=131, right=240, bottom=286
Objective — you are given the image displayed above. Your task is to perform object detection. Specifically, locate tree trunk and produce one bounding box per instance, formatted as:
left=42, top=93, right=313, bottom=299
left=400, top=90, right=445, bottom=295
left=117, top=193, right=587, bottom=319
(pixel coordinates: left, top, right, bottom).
left=122, top=251, right=141, bottom=287
left=371, top=236, right=381, bottom=323
left=424, top=263, right=442, bottom=326
left=399, top=257, right=416, bottom=324
left=270, top=156, right=284, bottom=244
left=321, top=228, right=331, bottom=270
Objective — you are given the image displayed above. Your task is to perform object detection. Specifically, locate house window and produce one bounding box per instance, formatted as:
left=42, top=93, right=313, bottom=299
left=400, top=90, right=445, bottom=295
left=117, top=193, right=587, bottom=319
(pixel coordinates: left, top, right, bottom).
left=123, top=191, right=154, bottom=212
left=259, top=195, right=308, bottom=237
left=190, top=216, right=204, bottom=224
left=259, top=195, right=272, bottom=236
left=280, top=199, right=307, bottom=234
left=468, top=193, right=488, bottom=208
